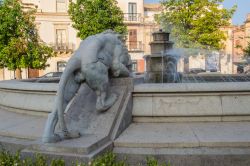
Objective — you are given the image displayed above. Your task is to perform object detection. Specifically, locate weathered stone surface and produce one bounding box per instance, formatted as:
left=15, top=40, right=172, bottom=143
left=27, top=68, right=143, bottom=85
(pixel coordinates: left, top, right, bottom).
left=152, top=96, right=222, bottom=116
left=133, top=83, right=250, bottom=117
left=133, top=96, right=153, bottom=116
left=114, top=123, right=199, bottom=148
left=114, top=122, right=250, bottom=148
left=20, top=78, right=134, bottom=160
left=222, top=95, right=250, bottom=115
left=111, top=93, right=133, bottom=140
left=133, top=116, right=223, bottom=123
left=190, top=122, right=250, bottom=147
left=134, top=82, right=250, bottom=93
left=0, top=135, right=34, bottom=153
left=65, top=84, right=126, bottom=139
left=0, top=80, right=57, bottom=113
left=0, top=109, right=45, bottom=140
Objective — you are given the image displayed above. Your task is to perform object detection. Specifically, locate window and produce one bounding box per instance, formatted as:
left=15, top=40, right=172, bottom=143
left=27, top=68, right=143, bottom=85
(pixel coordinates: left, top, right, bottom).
left=132, top=60, right=138, bottom=72
left=128, top=29, right=137, bottom=50
left=128, top=3, right=137, bottom=21
left=56, top=0, right=66, bottom=12
left=57, top=61, right=67, bottom=72
left=56, top=29, right=67, bottom=49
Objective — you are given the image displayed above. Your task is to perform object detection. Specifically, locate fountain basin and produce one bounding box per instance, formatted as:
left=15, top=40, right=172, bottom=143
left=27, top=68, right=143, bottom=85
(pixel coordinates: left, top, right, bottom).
left=0, top=80, right=57, bottom=115
left=133, top=82, right=250, bottom=121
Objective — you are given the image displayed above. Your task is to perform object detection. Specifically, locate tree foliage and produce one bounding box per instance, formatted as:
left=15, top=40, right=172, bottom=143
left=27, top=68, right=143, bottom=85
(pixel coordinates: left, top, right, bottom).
left=0, top=0, right=53, bottom=77
left=68, top=0, right=127, bottom=40
left=156, top=0, right=236, bottom=50
left=244, top=42, right=250, bottom=57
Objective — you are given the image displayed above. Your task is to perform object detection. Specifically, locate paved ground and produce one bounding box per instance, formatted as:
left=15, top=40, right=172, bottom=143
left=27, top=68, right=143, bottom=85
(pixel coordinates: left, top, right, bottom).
left=0, top=108, right=47, bottom=140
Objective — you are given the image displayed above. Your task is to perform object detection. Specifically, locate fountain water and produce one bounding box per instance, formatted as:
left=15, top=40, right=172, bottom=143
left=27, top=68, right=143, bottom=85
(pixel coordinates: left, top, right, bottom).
left=144, top=30, right=250, bottom=83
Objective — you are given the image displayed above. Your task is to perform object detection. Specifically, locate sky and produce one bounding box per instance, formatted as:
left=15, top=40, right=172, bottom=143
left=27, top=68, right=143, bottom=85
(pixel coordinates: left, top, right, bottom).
left=144, top=0, right=250, bottom=25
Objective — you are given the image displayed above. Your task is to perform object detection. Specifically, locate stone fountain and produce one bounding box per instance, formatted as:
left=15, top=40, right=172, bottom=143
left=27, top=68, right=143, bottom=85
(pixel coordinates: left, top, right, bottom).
left=2, top=30, right=250, bottom=166
left=144, top=30, right=182, bottom=83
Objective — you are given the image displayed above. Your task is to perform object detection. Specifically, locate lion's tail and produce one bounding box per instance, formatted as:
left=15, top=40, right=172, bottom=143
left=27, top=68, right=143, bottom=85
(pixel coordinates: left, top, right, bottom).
left=56, top=58, right=81, bottom=132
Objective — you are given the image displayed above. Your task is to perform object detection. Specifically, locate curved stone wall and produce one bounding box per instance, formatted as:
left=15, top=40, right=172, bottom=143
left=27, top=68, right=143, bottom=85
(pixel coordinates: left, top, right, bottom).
left=0, top=80, right=57, bottom=114
left=133, top=82, right=250, bottom=120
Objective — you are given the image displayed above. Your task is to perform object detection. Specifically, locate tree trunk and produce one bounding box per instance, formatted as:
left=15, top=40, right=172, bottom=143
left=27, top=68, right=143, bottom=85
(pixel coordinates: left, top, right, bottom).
left=15, top=68, right=22, bottom=79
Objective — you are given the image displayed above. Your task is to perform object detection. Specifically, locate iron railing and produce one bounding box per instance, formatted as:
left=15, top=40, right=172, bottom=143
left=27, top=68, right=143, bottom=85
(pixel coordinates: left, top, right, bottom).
left=123, top=13, right=142, bottom=22
left=126, top=41, right=143, bottom=52
left=49, top=43, right=75, bottom=52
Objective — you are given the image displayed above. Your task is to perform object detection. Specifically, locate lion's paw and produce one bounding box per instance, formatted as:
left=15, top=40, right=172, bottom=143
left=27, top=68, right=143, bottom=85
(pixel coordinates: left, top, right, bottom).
left=42, top=133, right=61, bottom=143
left=63, top=130, right=81, bottom=139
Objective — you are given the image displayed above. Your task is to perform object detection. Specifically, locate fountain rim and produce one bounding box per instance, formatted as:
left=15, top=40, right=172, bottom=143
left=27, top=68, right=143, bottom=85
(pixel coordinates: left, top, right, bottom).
left=134, top=82, right=250, bottom=93
left=0, top=80, right=58, bottom=92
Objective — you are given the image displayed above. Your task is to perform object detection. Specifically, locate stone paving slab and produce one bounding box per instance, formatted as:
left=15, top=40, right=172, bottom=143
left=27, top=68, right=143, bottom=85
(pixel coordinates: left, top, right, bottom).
left=115, top=123, right=198, bottom=148
left=0, top=109, right=46, bottom=140
left=114, top=122, right=250, bottom=148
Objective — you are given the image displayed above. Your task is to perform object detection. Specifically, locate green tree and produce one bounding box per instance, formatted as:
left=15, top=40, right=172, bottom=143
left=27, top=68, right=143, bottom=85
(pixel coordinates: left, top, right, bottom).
left=244, top=42, right=250, bottom=57
left=0, top=0, right=53, bottom=79
left=156, top=0, right=236, bottom=50
left=68, top=0, right=127, bottom=40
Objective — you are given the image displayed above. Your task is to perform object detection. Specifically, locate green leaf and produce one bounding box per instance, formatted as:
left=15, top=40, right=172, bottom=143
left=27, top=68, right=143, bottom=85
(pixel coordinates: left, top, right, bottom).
left=0, top=0, right=54, bottom=72
left=68, top=0, right=127, bottom=40
left=157, top=0, right=236, bottom=50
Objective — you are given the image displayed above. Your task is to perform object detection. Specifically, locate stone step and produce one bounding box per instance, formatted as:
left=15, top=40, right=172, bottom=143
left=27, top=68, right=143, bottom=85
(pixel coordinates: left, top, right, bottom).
left=114, top=122, right=250, bottom=166
left=114, top=122, right=250, bottom=148
left=21, top=141, right=113, bottom=165
left=133, top=116, right=250, bottom=123
left=30, top=135, right=110, bottom=155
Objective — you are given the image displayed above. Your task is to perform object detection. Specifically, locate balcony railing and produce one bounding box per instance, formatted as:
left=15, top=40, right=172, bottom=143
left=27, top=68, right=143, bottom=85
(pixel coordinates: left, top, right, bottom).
left=123, top=13, right=142, bottom=22
left=126, top=41, right=144, bottom=52
left=49, top=43, right=75, bottom=53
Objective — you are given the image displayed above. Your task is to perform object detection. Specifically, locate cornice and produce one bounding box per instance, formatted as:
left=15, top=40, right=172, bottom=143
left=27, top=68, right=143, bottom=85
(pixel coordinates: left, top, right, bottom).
left=35, top=12, right=69, bottom=17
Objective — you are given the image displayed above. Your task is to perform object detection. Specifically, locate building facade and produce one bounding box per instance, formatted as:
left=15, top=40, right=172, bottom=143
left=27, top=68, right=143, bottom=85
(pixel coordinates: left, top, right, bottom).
left=3, top=1, right=246, bottom=79
left=178, top=14, right=250, bottom=75
left=0, top=0, right=160, bottom=80
left=220, top=14, right=250, bottom=74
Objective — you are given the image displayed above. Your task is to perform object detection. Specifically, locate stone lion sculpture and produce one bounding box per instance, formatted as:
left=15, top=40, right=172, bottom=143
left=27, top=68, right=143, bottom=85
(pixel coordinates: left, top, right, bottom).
left=42, top=30, right=132, bottom=143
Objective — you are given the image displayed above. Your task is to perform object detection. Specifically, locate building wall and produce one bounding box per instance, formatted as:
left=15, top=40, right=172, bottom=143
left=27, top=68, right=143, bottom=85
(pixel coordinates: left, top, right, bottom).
left=0, top=0, right=160, bottom=80
left=189, top=55, right=206, bottom=69
left=220, top=26, right=233, bottom=74
left=117, top=0, right=144, bottom=14
left=117, top=0, right=160, bottom=73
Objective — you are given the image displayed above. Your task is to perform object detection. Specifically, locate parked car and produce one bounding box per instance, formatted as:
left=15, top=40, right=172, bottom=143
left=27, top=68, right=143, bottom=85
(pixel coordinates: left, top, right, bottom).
left=237, top=65, right=244, bottom=74
left=209, top=69, right=218, bottom=72
left=39, top=72, right=63, bottom=78
left=189, top=68, right=206, bottom=74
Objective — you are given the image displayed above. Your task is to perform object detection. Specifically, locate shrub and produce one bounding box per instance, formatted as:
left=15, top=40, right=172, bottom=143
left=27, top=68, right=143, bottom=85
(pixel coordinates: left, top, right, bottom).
left=0, top=150, right=170, bottom=166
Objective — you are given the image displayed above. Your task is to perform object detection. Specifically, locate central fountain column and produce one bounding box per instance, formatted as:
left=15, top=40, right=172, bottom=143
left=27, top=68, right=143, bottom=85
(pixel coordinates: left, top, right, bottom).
left=144, top=30, right=181, bottom=83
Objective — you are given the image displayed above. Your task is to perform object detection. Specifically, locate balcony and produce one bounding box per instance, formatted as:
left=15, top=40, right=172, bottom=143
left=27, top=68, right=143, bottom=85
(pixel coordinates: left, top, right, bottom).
left=123, top=13, right=142, bottom=23
left=126, top=41, right=144, bottom=52
left=49, top=43, right=75, bottom=53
